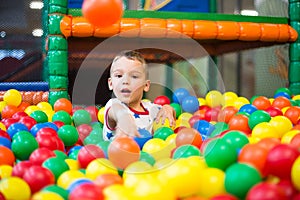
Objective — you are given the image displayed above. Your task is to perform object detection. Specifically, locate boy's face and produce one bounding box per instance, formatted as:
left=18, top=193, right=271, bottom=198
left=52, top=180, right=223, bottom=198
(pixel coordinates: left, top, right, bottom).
left=108, top=56, right=150, bottom=105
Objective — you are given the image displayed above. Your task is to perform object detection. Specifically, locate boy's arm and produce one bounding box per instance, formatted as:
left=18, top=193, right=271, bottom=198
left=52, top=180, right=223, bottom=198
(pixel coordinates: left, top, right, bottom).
left=155, top=104, right=176, bottom=128
left=107, top=100, right=140, bottom=138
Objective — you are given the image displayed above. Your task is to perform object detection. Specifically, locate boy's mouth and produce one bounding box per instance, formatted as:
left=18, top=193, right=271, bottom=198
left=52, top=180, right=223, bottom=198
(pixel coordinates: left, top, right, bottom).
left=121, top=89, right=131, bottom=94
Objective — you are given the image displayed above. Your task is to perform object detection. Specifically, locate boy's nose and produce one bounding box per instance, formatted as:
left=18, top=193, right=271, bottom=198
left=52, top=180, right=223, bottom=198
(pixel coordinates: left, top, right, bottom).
left=122, top=75, right=129, bottom=84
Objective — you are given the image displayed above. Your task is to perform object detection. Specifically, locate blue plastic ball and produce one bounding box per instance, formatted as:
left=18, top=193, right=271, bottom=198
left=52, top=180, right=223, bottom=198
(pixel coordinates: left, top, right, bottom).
left=30, top=123, right=47, bottom=137
left=134, top=129, right=153, bottom=149
left=193, top=120, right=215, bottom=136
left=181, top=95, right=199, bottom=113
left=172, top=88, right=190, bottom=104
left=7, top=122, right=29, bottom=138
left=239, top=104, right=257, bottom=115
left=0, top=136, right=11, bottom=148
left=274, top=91, right=291, bottom=99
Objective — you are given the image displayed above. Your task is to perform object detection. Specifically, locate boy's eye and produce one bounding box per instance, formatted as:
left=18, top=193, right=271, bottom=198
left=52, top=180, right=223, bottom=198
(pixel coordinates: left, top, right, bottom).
left=114, top=74, right=122, bottom=78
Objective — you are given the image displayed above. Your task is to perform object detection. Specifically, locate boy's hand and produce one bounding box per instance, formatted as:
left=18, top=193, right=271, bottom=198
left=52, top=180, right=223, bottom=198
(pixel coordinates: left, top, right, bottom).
left=155, top=104, right=176, bottom=128
left=115, top=113, right=141, bottom=138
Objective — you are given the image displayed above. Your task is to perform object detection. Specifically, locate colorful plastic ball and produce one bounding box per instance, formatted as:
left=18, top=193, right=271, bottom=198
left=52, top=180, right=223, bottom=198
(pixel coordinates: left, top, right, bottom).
left=217, top=106, right=238, bottom=123
left=0, top=101, right=7, bottom=113
left=29, top=147, right=56, bottom=166
left=225, top=163, right=262, bottom=199
left=97, top=107, right=105, bottom=124
left=203, top=138, right=237, bottom=170
left=30, top=110, right=48, bottom=123
left=11, top=131, right=38, bottom=160
left=12, top=111, right=28, bottom=120
left=252, top=122, right=280, bottom=139
left=84, top=105, right=99, bottom=122
left=72, top=109, right=92, bottom=126
left=6, top=122, right=29, bottom=138
left=82, top=0, right=123, bottom=28
left=67, top=178, right=93, bottom=192
left=152, top=118, right=172, bottom=132
left=94, top=173, right=123, bottom=191
left=57, top=170, right=86, bottom=189
left=248, top=110, right=271, bottom=130
left=284, top=106, right=300, bottom=125
left=0, top=146, right=15, bottom=166
left=205, top=90, right=223, bottom=108
left=222, top=91, right=238, bottom=106
left=23, top=165, right=55, bottom=193
left=269, top=116, right=293, bottom=138
left=24, top=105, right=39, bottom=115
left=181, top=95, right=199, bottom=113
left=256, top=137, right=280, bottom=152
left=272, top=96, right=291, bottom=110
left=3, top=89, right=22, bottom=107
left=57, top=125, right=79, bottom=146
left=37, top=101, right=53, bottom=111
left=239, top=104, right=257, bottom=115
left=31, top=191, right=64, bottom=200
left=139, top=151, right=156, bottom=166
left=172, top=88, right=190, bottom=104
left=30, top=123, right=48, bottom=137
left=153, top=127, right=173, bottom=141
left=1, top=118, right=17, bottom=130
left=0, top=165, right=12, bottom=179
left=77, top=144, right=106, bottom=168
left=54, top=98, right=73, bottom=114
left=170, top=103, right=182, bottom=118
left=42, top=185, right=69, bottom=200
left=0, top=136, right=11, bottom=148
left=102, top=184, right=134, bottom=200
left=42, top=156, right=70, bottom=181
left=193, top=120, right=215, bottom=136
left=228, top=114, right=251, bottom=134
left=85, top=158, right=118, bottom=180
left=154, top=95, right=171, bottom=106
left=172, top=144, right=201, bottom=159
left=246, top=182, right=286, bottom=200
left=0, top=176, right=31, bottom=200
left=252, top=96, right=271, bottom=110
left=52, top=110, right=72, bottom=125
left=264, top=144, right=298, bottom=180
left=197, top=167, right=226, bottom=198
left=108, top=136, right=140, bottom=169
left=292, top=156, right=300, bottom=191
left=275, top=87, right=292, bottom=96
left=11, top=160, right=33, bottom=178
left=265, top=106, right=283, bottom=117
left=233, top=97, right=250, bottom=110
left=221, top=130, right=249, bottom=151
left=274, top=91, right=291, bottom=99
left=0, top=130, right=10, bottom=140
left=19, top=116, right=37, bottom=130
left=175, top=127, right=203, bottom=148
left=134, top=129, right=153, bottom=149
left=0, top=122, right=6, bottom=131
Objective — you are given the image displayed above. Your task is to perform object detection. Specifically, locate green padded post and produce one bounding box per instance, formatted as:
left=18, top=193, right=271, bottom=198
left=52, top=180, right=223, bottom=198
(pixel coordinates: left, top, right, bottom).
left=289, top=0, right=300, bottom=95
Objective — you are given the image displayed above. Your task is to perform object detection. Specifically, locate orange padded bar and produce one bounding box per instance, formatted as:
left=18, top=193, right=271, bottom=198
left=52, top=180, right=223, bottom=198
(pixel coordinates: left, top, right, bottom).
left=216, top=21, right=240, bottom=40
left=140, top=18, right=167, bottom=38
left=193, top=20, right=218, bottom=39
left=239, top=22, right=261, bottom=41
left=260, top=23, right=280, bottom=42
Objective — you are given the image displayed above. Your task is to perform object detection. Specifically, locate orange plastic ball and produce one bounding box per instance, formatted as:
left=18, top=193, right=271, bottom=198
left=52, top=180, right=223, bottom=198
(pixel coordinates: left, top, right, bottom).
left=53, top=98, right=72, bottom=114
left=82, top=0, right=123, bottom=27
left=217, top=106, right=238, bottom=123
left=272, top=96, right=292, bottom=110
left=228, top=114, right=251, bottom=134
left=1, top=105, right=19, bottom=119
left=108, top=136, right=140, bottom=169
left=252, top=96, right=271, bottom=110
left=256, top=138, right=280, bottom=152
left=175, top=127, right=203, bottom=148
left=0, top=146, right=15, bottom=166
left=284, top=106, right=300, bottom=125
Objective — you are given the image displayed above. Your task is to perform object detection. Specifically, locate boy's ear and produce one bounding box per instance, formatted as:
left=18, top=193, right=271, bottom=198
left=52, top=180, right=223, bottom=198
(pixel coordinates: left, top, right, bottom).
left=144, top=80, right=150, bottom=92
left=108, top=77, right=113, bottom=90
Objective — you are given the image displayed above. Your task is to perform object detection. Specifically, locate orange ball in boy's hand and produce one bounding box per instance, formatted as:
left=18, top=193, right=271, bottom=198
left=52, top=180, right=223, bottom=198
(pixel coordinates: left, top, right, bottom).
left=82, top=0, right=123, bottom=27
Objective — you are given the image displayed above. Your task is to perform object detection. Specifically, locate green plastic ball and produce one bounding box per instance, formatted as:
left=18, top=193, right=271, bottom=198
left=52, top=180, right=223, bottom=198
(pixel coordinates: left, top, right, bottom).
left=173, top=144, right=201, bottom=159
left=57, top=125, right=79, bottom=146
left=72, top=109, right=92, bottom=126
left=30, top=110, right=48, bottom=123
left=11, top=131, right=38, bottom=160
left=52, top=111, right=72, bottom=125
left=153, top=127, right=174, bottom=140
left=42, top=156, right=70, bottom=181
left=248, top=110, right=271, bottom=129
left=170, top=103, right=182, bottom=118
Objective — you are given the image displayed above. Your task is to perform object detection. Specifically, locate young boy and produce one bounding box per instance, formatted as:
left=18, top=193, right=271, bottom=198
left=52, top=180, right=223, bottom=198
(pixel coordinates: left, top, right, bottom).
left=103, top=50, right=176, bottom=141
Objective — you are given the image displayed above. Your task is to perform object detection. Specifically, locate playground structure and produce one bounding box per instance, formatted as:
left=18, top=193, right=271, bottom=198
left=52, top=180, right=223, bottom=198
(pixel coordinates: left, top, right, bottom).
left=0, top=0, right=299, bottom=106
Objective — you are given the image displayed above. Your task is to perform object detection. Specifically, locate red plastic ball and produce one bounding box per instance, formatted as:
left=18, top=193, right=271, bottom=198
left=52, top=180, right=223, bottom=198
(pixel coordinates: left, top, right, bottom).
left=276, top=179, right=298, bottom=199
left=12, top=111, right=28, bottom=120
left=175, top=127, right=203, bottom=148
left=1, top=105, right=19, bottom=119
left=29, top=147, right=56, bottom=166
left=154, top=95, right=171, bottom=106
left=69, top=182, right=104, bottom=200
left=252, top=96, right=271, bottom=110
left=19, top=116, right=37, bottom=130
left=84, top=106, right=99, bottom=122
left=108, top=136, right=140, bottom=169
left=11, top=160, right=33, bottom=178
left=94, top=173, right=123, bottom=190
left=265, top=106, right=283, bottom=117
left=217, top=106, right=238, bottom=123
left=77, top=144, right=106, bottom=168
left=284, top=106, right=300, bottom=125
left=0, top=130, right=10, bottom=140
left=256, top=137, right=280, bottom=152
left=77, top=124, right=93, bottom=142
left=1, top=118, right=18, bottom=129
left=23, top=165, right=55, bottom=193
left=82, top=0, right=123, bottom=28
left=264, top=144, right=299, bottom=180
left=204, top=106, right=221, bottom=122
left=290, top=134, right=300, bottom=149
left=246, top=182, right=286, bottom=200
left=272, top=96, right=291, bottom=110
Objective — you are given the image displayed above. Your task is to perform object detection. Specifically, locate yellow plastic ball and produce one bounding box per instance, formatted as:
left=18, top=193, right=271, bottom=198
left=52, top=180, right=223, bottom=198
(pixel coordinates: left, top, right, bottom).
left=247, top=136, right=261, bottom=144
left=174, top=119, right=190, bottom=129
left=3, top=89, right=22, bottom=107
left=198, top=98, right=207, bottom=106
left=0, top=165, right=12, bottom=179
left=281, top=106, right=291, bottom=114
left=0, top=101, right=7, bottom=113
left=142, top=138, right=171, bottom=161
left=197, top=168, right=226, bottom=198
left=153, top=118, right=172, bottom=132
left=103, top=184, right=134, bottom=200
left=269, top=116, right=293, bottom=138
left=222, top=91, right=238, bottom=106
left=252, top=122, right=280, bottom=139
left=291, top=156, right=300, bottom=191
left=65, top=158, right=80, bottom=171
left=269, top=98, right=274, bottom=104
left=292, top=95, right=300, bottom=101
left=206, top=90, right=223, bottom=108
left=0, top=177, right=31, bottom=200
left=281, top=130, right=300, bottom=144
left=44, top=109, right=55, bottom=122
left=85, top=158, right=118, bottom=180
left=31, top=191, right=64, bottom=200
left=57, top=170, right=86, bottom=189
left=0, top=122, right=6, bottom=131
left=233, top=97, right=250, bottom=110
left=24, top=105, right=39, bottom=115
left=153, top=157, right=174, bottom=170
left=37, top=102, right=53, bottom=111
left=178, top=112, right=193, bottom=122
left=97, top=107, right=105, bottom=124
left=165, top=134, right=177, bottom=145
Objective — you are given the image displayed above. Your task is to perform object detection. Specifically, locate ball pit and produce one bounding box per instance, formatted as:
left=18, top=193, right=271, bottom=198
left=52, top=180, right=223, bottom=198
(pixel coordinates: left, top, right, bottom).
left=0, top=88, right=300, bottom=199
